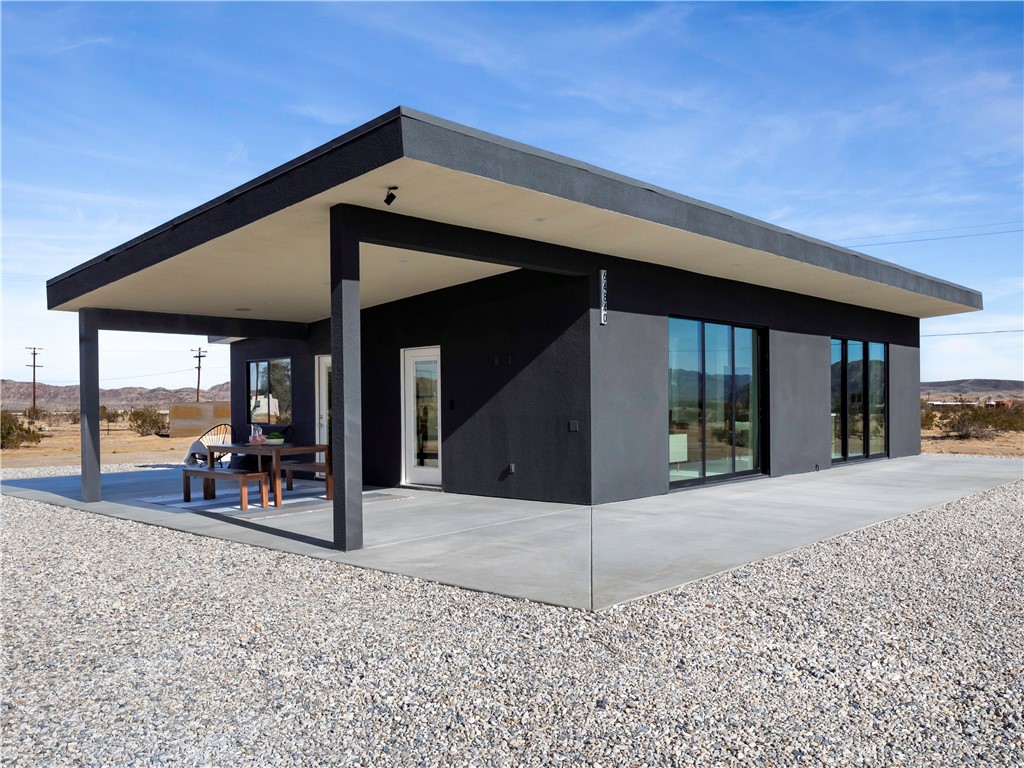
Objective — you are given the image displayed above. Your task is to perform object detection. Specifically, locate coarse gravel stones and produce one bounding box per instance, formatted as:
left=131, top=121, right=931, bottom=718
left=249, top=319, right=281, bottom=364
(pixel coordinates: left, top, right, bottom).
left=1, top=469, right=1022, bottom=767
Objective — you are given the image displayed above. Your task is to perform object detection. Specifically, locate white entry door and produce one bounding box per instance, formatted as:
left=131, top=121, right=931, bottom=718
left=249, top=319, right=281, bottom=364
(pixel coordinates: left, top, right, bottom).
left=315, top=355, right=331, bottom=464
left=402, top=346, right=442, bottom=486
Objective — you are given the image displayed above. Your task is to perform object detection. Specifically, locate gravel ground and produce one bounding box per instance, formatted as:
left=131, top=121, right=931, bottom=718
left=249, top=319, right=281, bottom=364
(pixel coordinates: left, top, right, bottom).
left=2, top=468, right=1021, bottom=767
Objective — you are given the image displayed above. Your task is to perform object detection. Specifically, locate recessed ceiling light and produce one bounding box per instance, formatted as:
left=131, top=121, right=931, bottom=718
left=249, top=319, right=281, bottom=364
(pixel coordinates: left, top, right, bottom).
left=234, top=307, right=252, bottom=312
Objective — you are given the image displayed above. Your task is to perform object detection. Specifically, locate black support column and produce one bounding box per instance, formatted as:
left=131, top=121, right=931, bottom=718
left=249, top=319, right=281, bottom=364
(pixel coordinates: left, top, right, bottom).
left=79, top=310, right=101, bottom=502
left=329, top=206, right=363, bottom=550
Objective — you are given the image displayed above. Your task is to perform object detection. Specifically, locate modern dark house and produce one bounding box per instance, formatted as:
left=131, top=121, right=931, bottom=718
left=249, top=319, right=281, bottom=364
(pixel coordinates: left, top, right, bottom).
left=47, top=107, right=982, bottom=551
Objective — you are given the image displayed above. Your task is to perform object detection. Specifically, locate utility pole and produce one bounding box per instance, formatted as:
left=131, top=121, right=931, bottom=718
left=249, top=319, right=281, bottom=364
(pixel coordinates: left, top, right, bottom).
left=192, top=347, right=207, bottom=402
left=25, top=347, right=42, bottom=416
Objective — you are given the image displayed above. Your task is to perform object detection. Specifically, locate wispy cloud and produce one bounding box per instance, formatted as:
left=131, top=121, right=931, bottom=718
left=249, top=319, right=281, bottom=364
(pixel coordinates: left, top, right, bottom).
left=288, top=103, right=360, bottom=128
left=48, top=36, right=113, bottom=54
left=224, top=141, right=249, bottom=165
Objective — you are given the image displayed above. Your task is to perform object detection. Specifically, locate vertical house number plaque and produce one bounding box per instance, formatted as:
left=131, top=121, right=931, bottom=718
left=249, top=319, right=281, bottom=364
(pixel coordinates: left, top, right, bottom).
left=600, top=270, right=608, bottom=325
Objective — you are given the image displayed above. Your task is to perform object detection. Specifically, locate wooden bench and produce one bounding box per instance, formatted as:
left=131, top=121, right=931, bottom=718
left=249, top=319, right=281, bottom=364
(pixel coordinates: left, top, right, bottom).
left=182, top=467, right=269, bottom=511
left=279, top=461, right=333, bottom=500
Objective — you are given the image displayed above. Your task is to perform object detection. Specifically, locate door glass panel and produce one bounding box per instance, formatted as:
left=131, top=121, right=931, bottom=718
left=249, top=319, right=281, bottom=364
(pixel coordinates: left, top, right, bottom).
left=704, top=323, right=733, bottom=477
left=318, top=358, right=332, bottom=446
left=846, top=340, right=866, bottom=458
left=669, top=319, right=703, bottom=482
left=413, top=359, right=439, bottom=469
left=734, top=327, right=758, bottom=472
left=247, top=358, right=291, bottom=425
left=868, top=342, right=886, bottom=455
left=831, top=339, right=844, bottom=459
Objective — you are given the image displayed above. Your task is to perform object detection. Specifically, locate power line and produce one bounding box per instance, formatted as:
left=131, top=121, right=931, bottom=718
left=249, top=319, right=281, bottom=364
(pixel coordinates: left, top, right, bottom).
left=844, top=229, right=1022, bottom=248
left=834, top=220, right=1023, bottom=242
left=38, top=365, right=231, bottom=385
left=921, top=329, right=1024, bottom=337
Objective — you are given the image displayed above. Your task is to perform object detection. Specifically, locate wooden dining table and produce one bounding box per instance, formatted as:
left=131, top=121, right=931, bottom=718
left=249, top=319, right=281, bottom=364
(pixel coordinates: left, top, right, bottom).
left=207, top=443, right=331, bottom=508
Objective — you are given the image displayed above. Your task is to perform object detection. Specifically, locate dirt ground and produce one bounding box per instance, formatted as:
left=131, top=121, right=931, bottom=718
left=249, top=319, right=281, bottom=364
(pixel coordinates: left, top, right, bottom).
left=5, top=421, right=1023, bottom=470
left=920, top=427, right=1024, bottom=458
left=1, top=422, right=198, bottom=468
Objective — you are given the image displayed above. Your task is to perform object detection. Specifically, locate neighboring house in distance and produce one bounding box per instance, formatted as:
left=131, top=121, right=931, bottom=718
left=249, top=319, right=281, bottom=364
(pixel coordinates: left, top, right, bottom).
left=47, top=107, right=982, bottom=551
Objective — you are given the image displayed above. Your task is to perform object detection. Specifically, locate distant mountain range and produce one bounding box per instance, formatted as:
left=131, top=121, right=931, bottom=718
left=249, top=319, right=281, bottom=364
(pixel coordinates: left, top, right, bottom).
left=1, top=380, right=231, bottom=411
left=3, top=376, right=1019, bottom=413
left=921, top=379, right=1023, bottom=397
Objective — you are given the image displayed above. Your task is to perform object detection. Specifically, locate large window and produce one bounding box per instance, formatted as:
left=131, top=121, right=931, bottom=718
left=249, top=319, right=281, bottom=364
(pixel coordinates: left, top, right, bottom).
left=247, top=358, right=292, bottom=425
left=830, top=339, right=886, bottom=461
left=669, top=318, right=762, bottom=485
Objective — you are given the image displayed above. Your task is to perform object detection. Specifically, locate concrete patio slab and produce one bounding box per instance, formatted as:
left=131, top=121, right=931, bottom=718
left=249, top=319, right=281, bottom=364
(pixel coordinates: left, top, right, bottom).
left=3, top=454, right=1020, bottom=610
left=591, top=455, right=1023, bottom=607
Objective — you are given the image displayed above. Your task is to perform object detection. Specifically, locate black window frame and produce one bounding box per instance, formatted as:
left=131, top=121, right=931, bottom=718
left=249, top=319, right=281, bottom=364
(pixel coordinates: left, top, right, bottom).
left=668, top=315, right=767, bottom=489
left=246, top=356, right=293, bottom=427
left=831, top=337, right=888, bottom=463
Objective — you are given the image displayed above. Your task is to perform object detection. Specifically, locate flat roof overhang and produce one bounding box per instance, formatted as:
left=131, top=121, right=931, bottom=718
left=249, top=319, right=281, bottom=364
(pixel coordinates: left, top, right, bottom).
left=47, top=107, right=982, bottom=323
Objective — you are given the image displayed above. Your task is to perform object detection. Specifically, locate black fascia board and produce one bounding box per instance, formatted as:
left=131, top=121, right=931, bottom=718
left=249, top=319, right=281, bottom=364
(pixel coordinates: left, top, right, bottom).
left=82, top=308, right=311, bottom=339
left=46, top=109, right=407, bottom=309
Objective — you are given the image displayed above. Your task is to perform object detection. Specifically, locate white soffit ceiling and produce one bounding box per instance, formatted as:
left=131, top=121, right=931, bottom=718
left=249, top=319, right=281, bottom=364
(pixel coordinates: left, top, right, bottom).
left=58, top=157, right=973, bottom=321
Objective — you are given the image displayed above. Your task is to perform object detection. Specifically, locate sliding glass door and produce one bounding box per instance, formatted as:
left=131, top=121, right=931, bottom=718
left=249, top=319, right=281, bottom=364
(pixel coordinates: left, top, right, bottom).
left=831, top=338, right=887, bottom=462
left=669, top=318, right=762, bottom=486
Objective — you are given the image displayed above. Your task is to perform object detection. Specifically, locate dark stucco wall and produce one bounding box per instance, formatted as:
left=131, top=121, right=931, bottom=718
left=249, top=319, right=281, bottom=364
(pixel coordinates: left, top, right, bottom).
left=768, top=330, right=832, bottom=476
left=235, top=269, right=593, bottom=503
left=590, top=305, right=668, bottom=504
left=360, top=269, right=592, bottom=503
left=231, top=223, right=922, bottom=503
left=888, top=343, right=921, bottom=459
left=598, top=254, right=920, bottom=346
left=581, top=255, right=919, bottom=500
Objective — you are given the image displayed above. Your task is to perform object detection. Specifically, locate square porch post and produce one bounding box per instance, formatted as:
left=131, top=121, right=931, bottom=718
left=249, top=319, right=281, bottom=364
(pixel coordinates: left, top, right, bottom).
left=79, top=310, right=101, bottom=502
left=329, top=206, right=363, bottom=550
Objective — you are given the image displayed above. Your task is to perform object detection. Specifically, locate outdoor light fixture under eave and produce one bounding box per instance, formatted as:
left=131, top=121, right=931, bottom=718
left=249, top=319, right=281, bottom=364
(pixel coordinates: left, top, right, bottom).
left=384, top=186, right=398, bottom=206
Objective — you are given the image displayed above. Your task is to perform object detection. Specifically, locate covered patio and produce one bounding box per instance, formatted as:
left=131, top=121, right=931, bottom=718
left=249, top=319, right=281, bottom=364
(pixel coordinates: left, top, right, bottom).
left=4, top=454, right=1019, bottom=610
left=46, top=107, right=984, bottom=559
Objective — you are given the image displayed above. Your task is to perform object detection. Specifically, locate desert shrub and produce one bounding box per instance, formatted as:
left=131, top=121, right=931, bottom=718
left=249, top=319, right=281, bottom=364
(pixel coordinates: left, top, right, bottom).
left=990, top=403, right=1024, bottom=432
left=1, top=410, right=42, bottom=449
left=920, top=401, right=937, bottom=430
left=99, top=405, right=122, bottom=423
left=22, top=406, right=49, bottom=423
left=68, top=408, right=122, bottom=427
left=127, top=406, right=167, bottom=436
left=940, top=404, right=997, bottom=440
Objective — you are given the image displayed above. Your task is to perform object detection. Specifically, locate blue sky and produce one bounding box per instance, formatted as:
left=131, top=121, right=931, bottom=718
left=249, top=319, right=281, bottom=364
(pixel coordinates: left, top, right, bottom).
left=2, top=1, right=1022, bottom=389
